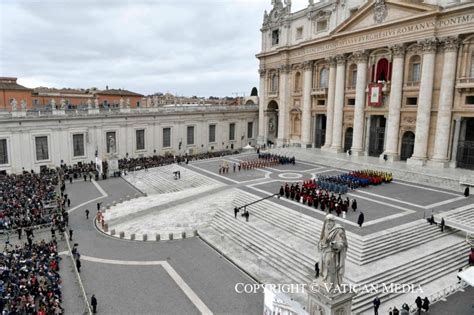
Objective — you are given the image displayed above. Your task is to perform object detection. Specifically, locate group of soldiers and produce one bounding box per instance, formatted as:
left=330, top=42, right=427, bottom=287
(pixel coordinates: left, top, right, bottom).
left=317, top=169, right=393, bottom=193
left=279, top=181, right=358, bottom=217
left=258, top=153, right=296, bottom=165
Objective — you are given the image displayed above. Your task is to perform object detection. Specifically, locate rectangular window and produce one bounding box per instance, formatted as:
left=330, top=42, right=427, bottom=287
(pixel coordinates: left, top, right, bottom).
left=247, top=122, right=254, bottom=139
left=272, top=29, right=280, bottom=46
left=73, top=134, right=85, bottom=157
left=316, top=19, right=328, bottom=32
left=347, top=98, right=356, bottom=106
left=317, top=99, right=326, bottom=106
left=106, top=131, right=117, bottom=154
left=136, top=129, right=145, bottom=151
left=465, top=96, right=474, bottom=105
left=163, top=128, right=171, bottom=148
left=406, top=97, right=418, bottom=106
left=187, top=126, right=195, bottom=145
left=229, top=123, right=236, bottom=141
left=0, top=139, right=8, bottom=165
left=296, top=27, right=303, bottom=40
left=471, top=54, right=474, bottom=78
left=35, top=136, right=49, bottom=161
left=209, top=125, right=216, bottom=143
left=412, top=63, right=421, bottom=82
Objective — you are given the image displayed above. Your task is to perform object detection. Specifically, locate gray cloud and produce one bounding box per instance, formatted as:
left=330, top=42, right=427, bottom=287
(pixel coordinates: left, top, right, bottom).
left=1, top=0, right=296, bottom=97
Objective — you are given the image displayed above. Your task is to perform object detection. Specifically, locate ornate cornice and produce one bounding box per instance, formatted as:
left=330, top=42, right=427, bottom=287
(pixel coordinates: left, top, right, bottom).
left=291, top=63, right=302, bottom=71
left=303, top=60, right=313, bottom=70
left=258, top=68, right=267, bottom=78
left=391, top=44, right=406, bottom=58
left=441, top=36, right=460, bottom=52
left=279, top=64, right=291, bottom=74
left=335, top=54, right=346, bottom=65
left=418, top=38, right=438, bottom=54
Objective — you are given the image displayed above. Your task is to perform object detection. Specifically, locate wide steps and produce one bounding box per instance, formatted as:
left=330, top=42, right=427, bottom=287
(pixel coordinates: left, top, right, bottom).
left=351, top=242, right=469, bottom=313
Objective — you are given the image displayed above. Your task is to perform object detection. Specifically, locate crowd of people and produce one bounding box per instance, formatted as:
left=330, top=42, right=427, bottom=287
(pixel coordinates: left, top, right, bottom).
left=316, top=169, right=393, bottom=194
left=279, top=181, right=358, bottom=218
left=0, top=240, right=63, bottom=314
left=257, top=153, right=295, bottom=165
left=119, top=150, right=238, bottom=172
left=218, top=153, right=296, bottom=174
left=0, top=170, right=59, bottom=231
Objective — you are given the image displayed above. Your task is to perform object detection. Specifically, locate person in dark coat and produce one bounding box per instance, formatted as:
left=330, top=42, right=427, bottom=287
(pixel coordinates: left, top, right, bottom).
left=85, top=209, right=90, bottom=219
left=422, top=297, right=430, bottom=312
left=464, top=185, right=470, bottom=197
left=234, top=207, right=239, bottom=219
left=351, top=199, right=357, bottom=211
left=393, top=307, right=399, bottom=315
left=76, top=258, right=81, bottom=273
left=279, top=186, right=284, bottom=197
left=373, top=297, right=381, bottom=315
left=315, top=262, right=319, bottom=278
left=91, top=294, right=97, bottom=313
left=69, top=228, right=73, bottom=241
left=415, top=296, right=422, bottom=314
left=357, top=212, right=365, bottom=228
left=440, top=218, right=445, bottom=232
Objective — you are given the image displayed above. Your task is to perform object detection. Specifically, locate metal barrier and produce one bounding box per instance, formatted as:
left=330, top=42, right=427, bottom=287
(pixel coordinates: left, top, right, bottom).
left=64, top=231, right=92, bottom=315
left=408, top=281, right=468, bottom=313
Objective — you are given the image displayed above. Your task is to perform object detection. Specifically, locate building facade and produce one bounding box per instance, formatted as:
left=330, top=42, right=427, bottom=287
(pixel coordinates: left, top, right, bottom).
left=0, top=105, right=258, bottom=173
left=257, top=0, right=474, bottom=168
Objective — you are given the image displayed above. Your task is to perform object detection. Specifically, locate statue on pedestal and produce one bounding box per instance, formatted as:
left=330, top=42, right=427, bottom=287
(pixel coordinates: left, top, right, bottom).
left=20, top=99, right=27, bottom=111
left=87, top=98, right=92, bottom=109
left=318, top=214, right=348, bottom=293
left=10, top=98, right=17, bottom=112
left=94, top=98, right=99, bottom=109
left=51, top=98, right=56, bottom=109
left=119, top=97, right=125, bottom=108
left=126, top=98, right=130, bottom=108
left=60, top=99, right=66, bottom=110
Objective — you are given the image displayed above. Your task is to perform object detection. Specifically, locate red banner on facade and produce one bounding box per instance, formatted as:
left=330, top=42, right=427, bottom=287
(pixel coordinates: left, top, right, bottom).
left=368, top=83, right=383, bottom=107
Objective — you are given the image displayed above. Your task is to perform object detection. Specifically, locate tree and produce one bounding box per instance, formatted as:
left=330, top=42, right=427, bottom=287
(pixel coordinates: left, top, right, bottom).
left=250, top=87, right=258, bottom=96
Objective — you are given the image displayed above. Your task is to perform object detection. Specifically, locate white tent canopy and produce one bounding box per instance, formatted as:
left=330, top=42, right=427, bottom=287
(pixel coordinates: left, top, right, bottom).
left=458, top=266, right=474, bottom=286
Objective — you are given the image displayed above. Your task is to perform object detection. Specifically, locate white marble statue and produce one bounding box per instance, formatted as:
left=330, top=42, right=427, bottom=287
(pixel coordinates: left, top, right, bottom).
left=94, top=98, right=99, bottom=109
left=60, top=99, right=66, bottom=110
left=119, top=97, right=125, bottom=108
left=51, top=98, right=56, bottom=109
left=20, top=99, right=27, bottom=111
left=107, top=134, right=116, bottom=153
left=87, top=98, right=92, bottom=109
left=10, top=98, right=17, bottom=112
left=126, top=98, right=130, bottom=108
left=318, top=214, right=348, bottom=293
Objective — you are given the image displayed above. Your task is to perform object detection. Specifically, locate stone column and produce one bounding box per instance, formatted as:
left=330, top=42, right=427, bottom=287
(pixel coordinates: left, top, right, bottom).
left=384, top=44, right=406, bottom=161
left=277, top=64, right=291, bottom=146
left=257, top=68, right=267, bottom=145
left=323, top=58, right=337, bottom=150
left=449, top=117, right=462, bottom=168
left=408, top=38, right=437, bottom=166
left=351, top=51, right=368, bottom=156
left=301, top=61, right=313, bottom=148
left=429, top=37, right=460, bottom=167
left=330, top=55, right=346, bottom=153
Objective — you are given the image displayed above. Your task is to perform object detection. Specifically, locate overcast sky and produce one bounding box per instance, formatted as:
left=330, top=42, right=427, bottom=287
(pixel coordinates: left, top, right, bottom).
left=0, top=0, right=309, bottom=97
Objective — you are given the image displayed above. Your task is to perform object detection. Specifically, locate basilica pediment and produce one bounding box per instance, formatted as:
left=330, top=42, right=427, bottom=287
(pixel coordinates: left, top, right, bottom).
left=333, top=0, right=438, bottom=35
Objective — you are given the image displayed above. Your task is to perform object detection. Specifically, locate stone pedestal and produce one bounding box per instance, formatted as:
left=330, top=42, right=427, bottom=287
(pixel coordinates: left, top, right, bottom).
left=53, top=110, right=66, bottom=116
left=406, top=157, right=427, bottom=166
left=12, top=111, right=26, bottom=117
left=120, top=108, right=131, bottom=114
left=88, top=108, right=100, bottom=115
left=307, top=281, right=355, bottom=315
left=350, top=149, right=365, bottom=157
left=427, top=159, right=450, bottom=168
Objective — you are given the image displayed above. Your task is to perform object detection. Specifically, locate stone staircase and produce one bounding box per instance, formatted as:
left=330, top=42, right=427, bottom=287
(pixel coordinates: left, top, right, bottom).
left=435, top=206, right=474, bottom=234
left=124, top=164, right=220, bottom=195
left=233, top=191, right=453, bottom=265
left=199, top=189, right=470, bottom=315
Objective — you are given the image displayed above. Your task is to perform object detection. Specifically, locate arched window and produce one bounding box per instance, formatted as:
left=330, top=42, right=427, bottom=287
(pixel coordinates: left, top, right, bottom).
left=409, top=55, right=421, bottom=82
left=349, top=64, right=357, bottom=88
left=319, top=68, right=329, bottom=88
left=294, top=72, right=301, bottom=92
left=375, top=58, right=389, bottom=82
left=271, top=73, right=279, bottom=93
